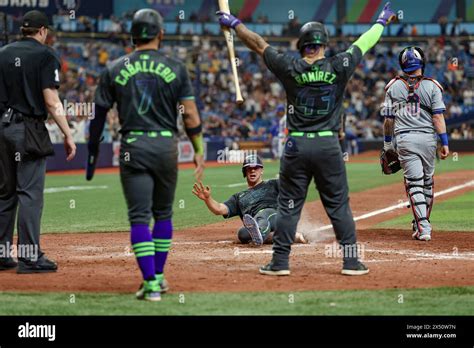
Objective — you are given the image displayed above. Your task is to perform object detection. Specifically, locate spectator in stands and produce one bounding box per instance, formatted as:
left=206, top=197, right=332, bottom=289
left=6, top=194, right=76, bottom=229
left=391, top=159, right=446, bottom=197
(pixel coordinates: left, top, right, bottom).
left=237, top=118, right=253, bottom=139
left=461, top=123, right=472, bottom=138
left=438, top=16, right=448, bottom=36
left=396, top=24, right=407, bottom=37
left=98, top=48, right=109, bottom=66
left=48, top=34, right=472, bottom=145
left=451, top=128, right=461, bottom=139
left=449, top=102, right=463, bottom=117
left=451, top=18, right=462, bottom=37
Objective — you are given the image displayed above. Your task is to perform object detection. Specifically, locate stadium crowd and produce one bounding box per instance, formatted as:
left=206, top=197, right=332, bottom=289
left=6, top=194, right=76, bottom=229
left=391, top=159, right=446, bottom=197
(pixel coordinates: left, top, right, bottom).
left=46, top=34, right=474, bottom=146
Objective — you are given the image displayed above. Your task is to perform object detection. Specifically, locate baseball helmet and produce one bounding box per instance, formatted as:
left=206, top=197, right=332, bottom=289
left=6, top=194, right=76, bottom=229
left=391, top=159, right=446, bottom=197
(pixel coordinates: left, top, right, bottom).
left=131, top=9, right=163, bottom=45
left=296, top=22, right=329, bottom=53
left=399, top=46, right=425, bottom=74
left=242, top=154, right=263, bottom=178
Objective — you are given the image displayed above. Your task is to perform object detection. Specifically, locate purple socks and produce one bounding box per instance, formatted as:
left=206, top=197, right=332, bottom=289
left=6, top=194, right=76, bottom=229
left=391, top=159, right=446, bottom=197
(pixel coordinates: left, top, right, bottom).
left=152, top=220, right=173, bottom=275
left=131, top=224, right=155, bottom=281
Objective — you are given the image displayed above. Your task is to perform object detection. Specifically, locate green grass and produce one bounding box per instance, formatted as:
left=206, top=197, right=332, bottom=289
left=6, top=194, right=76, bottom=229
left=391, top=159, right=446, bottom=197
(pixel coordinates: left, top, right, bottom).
left=1, top=287, right=473, bottom=315
left=40, top=154, right=474, bottom=234
left=378, top=190, right=474, bottom=231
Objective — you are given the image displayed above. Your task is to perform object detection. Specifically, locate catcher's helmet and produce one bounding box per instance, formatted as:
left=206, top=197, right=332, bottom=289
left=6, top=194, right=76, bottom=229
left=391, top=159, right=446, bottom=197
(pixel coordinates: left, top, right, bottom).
left=131, top=9, right=163, bottom=45
left=242, top=154, right=263, bottom=178
left=296, top=22, right=329, bottom=53
left=399, top=46, right=425, bottom=74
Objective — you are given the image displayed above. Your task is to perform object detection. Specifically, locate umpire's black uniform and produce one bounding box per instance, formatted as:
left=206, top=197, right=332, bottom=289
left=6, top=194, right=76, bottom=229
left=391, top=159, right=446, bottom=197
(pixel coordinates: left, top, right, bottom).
left=0, top=11, right=60, bottom=273
left=260, top=30, right=369, bottom=275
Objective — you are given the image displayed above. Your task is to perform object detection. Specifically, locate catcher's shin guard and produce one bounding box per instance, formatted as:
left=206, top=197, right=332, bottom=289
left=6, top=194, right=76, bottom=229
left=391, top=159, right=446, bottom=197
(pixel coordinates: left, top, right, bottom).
left=424, top=175, right=434, bottom=219
left=404, top=176, right=429, bottom=235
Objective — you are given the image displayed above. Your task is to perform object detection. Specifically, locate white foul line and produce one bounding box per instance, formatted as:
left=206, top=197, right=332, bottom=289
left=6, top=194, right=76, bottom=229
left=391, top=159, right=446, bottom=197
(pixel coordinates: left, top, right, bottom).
left=175, top=180, right=474, bottom=244
left=44, top=185, right=108, bottom=194
left=314, top=180, right=474, bottom=232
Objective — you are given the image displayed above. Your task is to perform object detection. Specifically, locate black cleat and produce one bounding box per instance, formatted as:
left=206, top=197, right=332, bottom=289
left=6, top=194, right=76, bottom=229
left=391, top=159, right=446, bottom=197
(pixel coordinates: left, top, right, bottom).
left=17, top=255, right=58, bottom=274
left=259, top=262, right=290, bottom=276
left=341, top=261, right=370, bottom=276
left=0, top=257, right=18, bottom=271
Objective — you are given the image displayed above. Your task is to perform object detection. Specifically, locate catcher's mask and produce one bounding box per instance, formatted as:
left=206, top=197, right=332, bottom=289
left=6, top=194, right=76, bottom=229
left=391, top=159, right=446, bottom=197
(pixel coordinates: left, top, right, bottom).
left=399, top=46, right=425, bottom=74
left=131, top=8, right=163, bottom=45
left=242, top=155, right=263, bottom=178
left=297, top=21, right=329, bottom=55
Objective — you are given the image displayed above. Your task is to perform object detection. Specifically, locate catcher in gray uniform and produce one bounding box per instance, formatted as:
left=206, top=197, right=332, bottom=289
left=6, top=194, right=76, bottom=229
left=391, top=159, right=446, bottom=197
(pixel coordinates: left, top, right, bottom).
left=192, top=155, right=306, bottom=246
left=382, top=46, right=450, bottom=241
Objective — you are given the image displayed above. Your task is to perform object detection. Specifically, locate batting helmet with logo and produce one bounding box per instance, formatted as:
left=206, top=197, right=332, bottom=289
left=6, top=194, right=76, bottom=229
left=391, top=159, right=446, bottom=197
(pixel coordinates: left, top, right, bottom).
left=131, top=9, right=163, bottom=45
left=399, top=46, right=425, bottom=74
left=296, top=22, right=329, bottom=53
left=242, top=155, right=264, bottom=178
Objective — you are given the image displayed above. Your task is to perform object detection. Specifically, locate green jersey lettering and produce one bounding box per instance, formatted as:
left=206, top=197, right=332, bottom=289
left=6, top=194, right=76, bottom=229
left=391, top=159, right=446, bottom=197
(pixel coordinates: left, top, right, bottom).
left=295, top=70, right=337, bottom=85
left=115, top=59, right=177, bottom=86
left=164, top=72, right=176, bottom=83
left=155, top=63, right=164, bottom=74
left=134, top=61, right=142, bottom=73
left=126, top=63, right=136, bottom=75
left=307, top=71, right=316, bottom=82
left=142, top=60, right=149, bottom=73
left=115, top=76, right=126, bottom=86
left=121, top=69, right=131, bottom=80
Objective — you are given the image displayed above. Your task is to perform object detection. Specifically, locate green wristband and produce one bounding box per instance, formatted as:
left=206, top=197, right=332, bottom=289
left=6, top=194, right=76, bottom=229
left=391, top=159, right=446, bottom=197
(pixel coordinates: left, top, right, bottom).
left=191, top=134, right=204, bottom=155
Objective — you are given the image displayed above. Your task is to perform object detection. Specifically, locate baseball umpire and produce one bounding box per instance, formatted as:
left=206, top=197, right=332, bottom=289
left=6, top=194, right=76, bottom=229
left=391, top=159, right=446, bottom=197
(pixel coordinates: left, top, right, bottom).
left=87, top=9, right=205, bottom=301
left=192, top=154, right=306, bottom=246
left=217, top=2, right=397, bottom=276
left=0, top=11, right=76, bottom=273
left=382, top=46, right=449, bottom=241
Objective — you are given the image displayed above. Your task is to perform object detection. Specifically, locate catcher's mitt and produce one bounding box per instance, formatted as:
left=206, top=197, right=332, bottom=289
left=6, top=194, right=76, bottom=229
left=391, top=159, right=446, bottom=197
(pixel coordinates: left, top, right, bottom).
left=380, top=149, right=401, bottom=175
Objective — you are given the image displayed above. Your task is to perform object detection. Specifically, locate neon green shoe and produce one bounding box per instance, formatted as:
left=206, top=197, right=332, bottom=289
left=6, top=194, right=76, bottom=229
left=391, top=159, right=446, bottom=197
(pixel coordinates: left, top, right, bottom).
left=155, top=274, right=169, bottom=293
left=136, top=279, right=161, bottom=302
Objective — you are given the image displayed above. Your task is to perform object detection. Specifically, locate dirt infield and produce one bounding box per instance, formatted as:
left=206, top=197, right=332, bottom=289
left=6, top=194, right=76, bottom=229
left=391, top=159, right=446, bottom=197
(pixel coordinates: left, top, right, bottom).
left=1, top=170, right=473, bottom=294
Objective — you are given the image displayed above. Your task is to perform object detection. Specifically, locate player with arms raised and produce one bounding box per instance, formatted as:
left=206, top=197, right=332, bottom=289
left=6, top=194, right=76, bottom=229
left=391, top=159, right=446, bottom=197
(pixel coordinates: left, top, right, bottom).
left=217, top=3, right=397, bottom=276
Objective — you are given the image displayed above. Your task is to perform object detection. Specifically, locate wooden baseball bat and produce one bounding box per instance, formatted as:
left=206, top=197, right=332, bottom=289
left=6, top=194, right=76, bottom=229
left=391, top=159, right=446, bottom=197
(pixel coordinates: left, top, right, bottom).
left=218, top=0, right=244, bottom=104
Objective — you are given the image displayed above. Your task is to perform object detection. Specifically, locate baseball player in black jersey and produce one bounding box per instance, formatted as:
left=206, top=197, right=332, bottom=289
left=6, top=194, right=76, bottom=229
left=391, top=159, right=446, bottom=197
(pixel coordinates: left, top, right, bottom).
left=88, top=9, right=205, bottom=301
left=0, top=11, right=76, bottom=273
left=192, top=155, right=306, bottom=246
left=217, top=2, right=397, bottom=276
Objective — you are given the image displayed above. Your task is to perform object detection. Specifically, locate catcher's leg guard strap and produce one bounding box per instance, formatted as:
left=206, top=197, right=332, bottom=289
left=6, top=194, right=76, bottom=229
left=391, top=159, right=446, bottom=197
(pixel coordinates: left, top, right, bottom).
left=404, top=176, right=430, bottom=233
left=424, top=175, right=434, bottom=219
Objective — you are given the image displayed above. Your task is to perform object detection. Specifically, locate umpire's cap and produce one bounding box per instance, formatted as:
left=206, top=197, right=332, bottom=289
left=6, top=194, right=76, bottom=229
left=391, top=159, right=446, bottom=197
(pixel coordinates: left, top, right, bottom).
left=399, top=46, right=425, bottom=74
left=22, top=10, right=54, bottom=31
left=242, top=154, right=264, bottom=177
left=131, top=9, right=163, bottom=45
left=297, top=22, right=329, bottom=53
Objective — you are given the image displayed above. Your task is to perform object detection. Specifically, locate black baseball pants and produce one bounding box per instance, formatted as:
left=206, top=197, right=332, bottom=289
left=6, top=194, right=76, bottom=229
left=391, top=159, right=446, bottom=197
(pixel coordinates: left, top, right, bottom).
left=0, top=120, right=46, bottom=262
left=271, top=131, right=359, bottom=269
